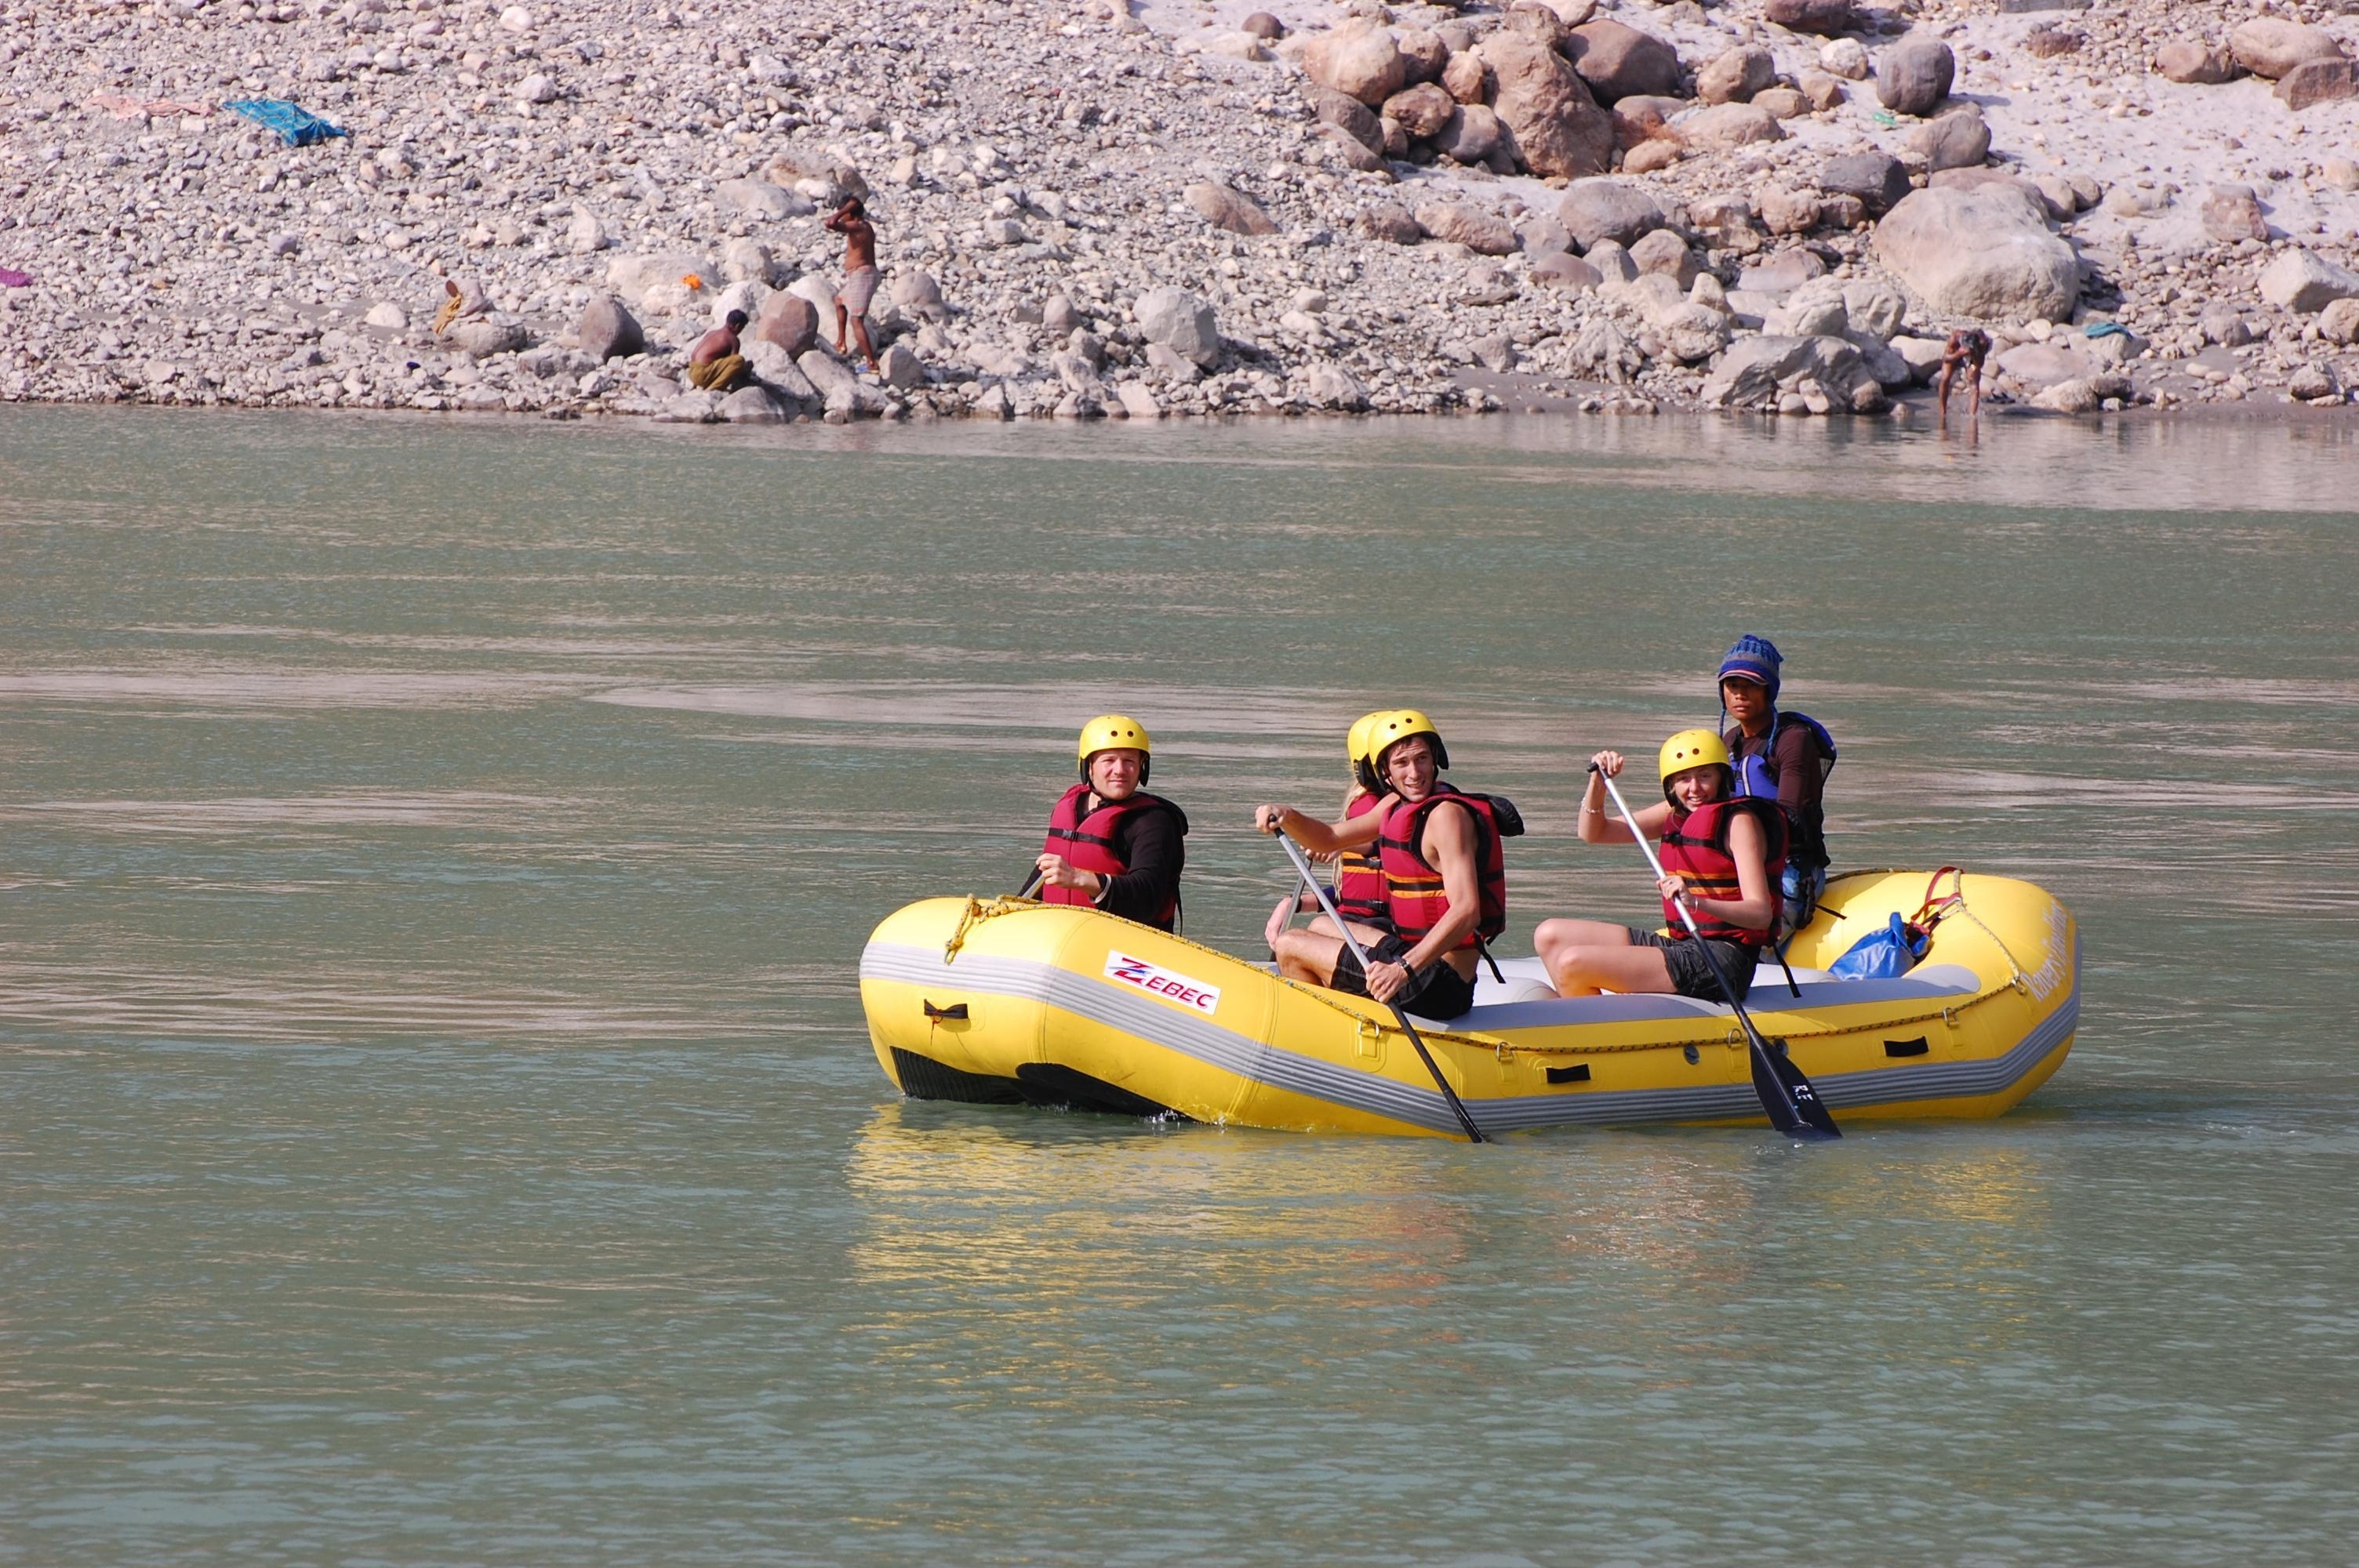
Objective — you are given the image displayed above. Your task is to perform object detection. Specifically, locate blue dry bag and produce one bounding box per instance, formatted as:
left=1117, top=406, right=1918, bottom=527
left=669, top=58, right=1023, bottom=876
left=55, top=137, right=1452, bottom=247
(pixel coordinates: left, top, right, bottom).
left=1828, top=913, right=1930, bottom=981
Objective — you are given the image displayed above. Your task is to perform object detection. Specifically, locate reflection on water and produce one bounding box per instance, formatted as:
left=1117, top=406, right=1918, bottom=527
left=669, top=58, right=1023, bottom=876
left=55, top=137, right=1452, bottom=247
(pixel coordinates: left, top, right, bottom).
left=1, top=405, right=2356, bottom=1565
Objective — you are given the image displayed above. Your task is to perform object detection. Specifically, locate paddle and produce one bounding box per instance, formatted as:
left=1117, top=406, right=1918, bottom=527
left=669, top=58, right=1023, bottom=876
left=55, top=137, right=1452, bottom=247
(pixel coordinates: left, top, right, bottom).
left=1013, top=868, right=1043, bottom=899
left=1278, top=835, right=1488, bottom=1145
left=1591, top=764, right=1840, bottom=1141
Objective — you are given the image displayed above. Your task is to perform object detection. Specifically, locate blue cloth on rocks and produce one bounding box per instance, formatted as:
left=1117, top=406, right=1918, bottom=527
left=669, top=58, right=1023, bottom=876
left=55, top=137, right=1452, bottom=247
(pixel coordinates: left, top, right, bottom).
left=224, top=99, right=349, bottom=147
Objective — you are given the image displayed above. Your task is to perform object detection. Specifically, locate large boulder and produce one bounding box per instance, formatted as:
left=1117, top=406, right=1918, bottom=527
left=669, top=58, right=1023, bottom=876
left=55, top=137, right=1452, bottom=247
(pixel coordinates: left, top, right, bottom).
left=743, top=339, right=819, bottom=400
left=1435, top=103, right=1506, bottom=164
left=1699, top=335, right=1880, bottom=410
left=605, top=252, right=718, bottom=305
left=2278, top=59, right=2359, bottom=109
left=1358, top=203, right=1427, bottom=244
left=2228, top=17, right=2345, bottom=79
left=1565, top=19, right=1685, bottom=103
left=1187, top=181, right=1279, bottom=236
left=1874, top=183, right=2080, bottom=321
left=1395, top=28, right=1448, bottom=85
left=1677, top=102, right=1786, bottom=150
left=1819, top=150, right=1913, bottom=216
left=1416, top=201, right=1520, bottom=254
left=1384, top=82, right=1458, bottom=139
left=1876, top=37, right=1954, bottom=114
left=2256, top=249, right=2359, bottom=313
left=1308, top=84, right=1386, bottom=154
left=1911, top=107, right=1990, bottom=171
left=450, top=315, right=529, bottom=357
left=1558, top=178, right=1666, bottom=249
left=716, top=178, right=811, bottom=220
left=751, top=291, right=819, bottom=358
left=2200, top=183, right=2270, bottom=244
left=1303, top=20, right=1408, bottom=107
left=1137, top=286, right=1222, bottom=366
left=1441, top=50, right=1492, bottom=105
left=797, top=350, right=889, bottom=419
left=1765, top=0, right=1857, bottom=36
left=2154, top=41, right=2237, bottom=84
left=1479, top=33, right=1616, bottom=177
left=576, top=294, right=645, bottom=361
left=1698, top=45, right=1776, bottom=103
left=889, top=270, right=947, bottom=321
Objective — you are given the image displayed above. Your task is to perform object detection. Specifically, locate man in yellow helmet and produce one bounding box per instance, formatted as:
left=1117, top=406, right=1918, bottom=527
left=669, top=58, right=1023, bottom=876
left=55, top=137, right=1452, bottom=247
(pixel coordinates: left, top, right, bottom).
left=1533, top=730, right=1787, bottom=1003
left=1256, top=710, right=1510, bottom=1020
left=1034, top=714, right=1189, bottom=931
left=1263, top=710, right=1398, bottom=952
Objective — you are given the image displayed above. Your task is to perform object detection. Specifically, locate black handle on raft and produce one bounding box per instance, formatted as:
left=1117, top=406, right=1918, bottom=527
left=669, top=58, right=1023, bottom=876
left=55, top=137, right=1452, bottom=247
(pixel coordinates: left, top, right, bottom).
left=923, top=1000, right=969, bottom=1022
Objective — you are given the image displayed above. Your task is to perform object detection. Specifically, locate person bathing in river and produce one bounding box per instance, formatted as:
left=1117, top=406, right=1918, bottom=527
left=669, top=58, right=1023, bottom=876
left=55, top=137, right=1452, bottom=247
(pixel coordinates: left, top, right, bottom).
left=1532, top=731, right=1787, bottom=1004
left=686, top=309, right=752, bottom=391
left=1256, top=710, right=1507, bottom=1020
left=823, top=195, right=883, bottom=375
left=1034, top=714, right=1188, bottom=931
left=1717, top=634, right=1838, bottom=938
left=1936, top=327, right=1990, bottom=428
left=1263, top=710, right=1398, bottom=953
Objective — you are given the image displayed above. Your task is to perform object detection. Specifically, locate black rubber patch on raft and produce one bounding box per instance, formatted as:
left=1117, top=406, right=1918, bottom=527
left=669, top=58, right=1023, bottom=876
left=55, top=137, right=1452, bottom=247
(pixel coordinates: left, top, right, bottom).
left=1884, top=1036, right=1932, bottom=1058
left=1014, top=1062, right=1192, bottom=1121
left=890, top=1046, right=1027, bottom=1105
left=1546, top=1063, right=1592, bottom=1085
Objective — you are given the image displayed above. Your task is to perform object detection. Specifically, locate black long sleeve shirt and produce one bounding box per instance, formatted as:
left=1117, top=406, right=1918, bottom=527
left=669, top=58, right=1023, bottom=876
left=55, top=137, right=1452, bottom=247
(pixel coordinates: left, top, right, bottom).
left=1725, top=720, right=1833, bottom=871
left=1034, top=793, right=1189, bottom=929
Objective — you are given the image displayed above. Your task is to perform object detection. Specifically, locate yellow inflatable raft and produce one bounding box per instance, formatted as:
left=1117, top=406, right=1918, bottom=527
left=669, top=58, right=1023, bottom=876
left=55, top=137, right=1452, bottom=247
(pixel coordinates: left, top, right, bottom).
left=858, top=869, right=2078, bottom=1137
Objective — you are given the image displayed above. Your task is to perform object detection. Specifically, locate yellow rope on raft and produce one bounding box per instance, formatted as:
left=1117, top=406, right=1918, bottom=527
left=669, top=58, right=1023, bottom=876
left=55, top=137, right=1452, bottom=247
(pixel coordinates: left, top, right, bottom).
left=940, top=894, right=1042, bottom=962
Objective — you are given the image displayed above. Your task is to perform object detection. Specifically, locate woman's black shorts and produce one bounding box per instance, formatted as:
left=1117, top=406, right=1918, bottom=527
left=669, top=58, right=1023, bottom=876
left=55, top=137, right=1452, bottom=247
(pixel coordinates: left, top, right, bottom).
left=1626, top=927, right=1757, bottom=1004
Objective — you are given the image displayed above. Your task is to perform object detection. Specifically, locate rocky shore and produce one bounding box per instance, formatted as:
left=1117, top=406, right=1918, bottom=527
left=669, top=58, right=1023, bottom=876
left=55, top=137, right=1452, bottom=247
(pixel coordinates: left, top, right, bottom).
left=5, top=0, right=2359, bottom=422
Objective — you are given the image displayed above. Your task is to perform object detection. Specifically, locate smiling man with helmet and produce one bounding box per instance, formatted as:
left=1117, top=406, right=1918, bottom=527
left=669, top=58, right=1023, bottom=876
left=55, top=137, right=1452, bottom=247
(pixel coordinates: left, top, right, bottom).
left=1034, top=714, right=1190, bottom=931
left=1532, top=729, right=1788, bottom=1004
left=1255, top=710, right=1511, bottom=1020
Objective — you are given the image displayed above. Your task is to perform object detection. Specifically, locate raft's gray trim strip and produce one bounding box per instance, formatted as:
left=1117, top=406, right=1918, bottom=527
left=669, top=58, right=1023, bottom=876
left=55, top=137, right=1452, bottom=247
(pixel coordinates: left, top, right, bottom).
left=860, top=941, right=2080, bottom=1135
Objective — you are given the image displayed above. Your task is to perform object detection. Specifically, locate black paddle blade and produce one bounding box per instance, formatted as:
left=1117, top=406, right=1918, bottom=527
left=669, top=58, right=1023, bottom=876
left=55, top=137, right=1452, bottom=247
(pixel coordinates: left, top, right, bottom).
left=1750, top=1040, right=1841, bottom=1140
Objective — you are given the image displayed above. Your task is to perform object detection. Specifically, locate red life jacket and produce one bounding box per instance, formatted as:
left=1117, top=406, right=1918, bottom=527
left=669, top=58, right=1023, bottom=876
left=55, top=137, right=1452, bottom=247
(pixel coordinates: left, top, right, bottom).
left=1334, top=791, right=1389, bottom=924
left=1659, top=797, right=1788, bottom=949
left=1377, top=784, right=1507, bottom=949
left=1041, top=783, right=1183, bottom=929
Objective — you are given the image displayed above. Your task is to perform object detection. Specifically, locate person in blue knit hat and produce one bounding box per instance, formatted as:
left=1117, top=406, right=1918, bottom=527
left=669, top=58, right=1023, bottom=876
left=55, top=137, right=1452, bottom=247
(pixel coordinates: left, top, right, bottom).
left=1716, top=635, right=1839, bottom=938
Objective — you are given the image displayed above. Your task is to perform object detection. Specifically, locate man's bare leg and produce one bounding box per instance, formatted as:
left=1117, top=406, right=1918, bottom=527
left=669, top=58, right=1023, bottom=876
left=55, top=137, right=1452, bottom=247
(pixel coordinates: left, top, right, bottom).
left=833, top=303, right=849, bottom=355
left=1935, top=364, right=1954, bottom=427
left=1271, top=928, right=1344, bottom=986
left=850, top=314, right=879, bottom=373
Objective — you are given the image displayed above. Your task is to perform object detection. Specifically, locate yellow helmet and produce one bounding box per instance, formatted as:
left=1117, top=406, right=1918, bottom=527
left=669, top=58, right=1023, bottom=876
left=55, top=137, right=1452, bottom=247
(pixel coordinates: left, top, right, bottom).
left=1347, top=709, right=1394, bottom=791
left=1077, top=713, right=1151, bottom=782
left=1658, top=728, right=1731, bottom=799
left=1368, top=707, right=1450, bottom=775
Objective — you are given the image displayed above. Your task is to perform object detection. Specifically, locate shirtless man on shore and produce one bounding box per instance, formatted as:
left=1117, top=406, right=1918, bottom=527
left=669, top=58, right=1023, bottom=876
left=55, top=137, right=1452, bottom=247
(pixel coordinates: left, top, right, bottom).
left=685, top=309, right=751, bottom=391
left=1936, top=328, right=1991, bottom=428
left=823, top=196, right=882, bottom=374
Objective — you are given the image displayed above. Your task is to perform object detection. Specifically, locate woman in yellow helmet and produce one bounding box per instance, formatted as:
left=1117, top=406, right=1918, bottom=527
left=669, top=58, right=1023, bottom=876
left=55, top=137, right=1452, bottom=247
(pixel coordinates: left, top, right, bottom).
left=1263, top=710, right=1400, bottom=953
left=1035, top=714, right=1189, bottom=931
left=1532, top=729, right=1788, bottom=1004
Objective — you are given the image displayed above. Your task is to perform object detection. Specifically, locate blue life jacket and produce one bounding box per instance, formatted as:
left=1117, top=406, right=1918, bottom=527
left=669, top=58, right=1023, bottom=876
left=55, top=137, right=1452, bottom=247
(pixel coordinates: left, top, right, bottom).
left=1728, top=711, right=1837, bottom=868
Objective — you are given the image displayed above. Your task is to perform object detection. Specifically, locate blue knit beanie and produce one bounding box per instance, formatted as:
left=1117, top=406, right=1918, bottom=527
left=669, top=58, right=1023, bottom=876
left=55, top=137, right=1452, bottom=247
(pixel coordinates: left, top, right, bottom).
left=1717, top=634, right=1783, bottom=704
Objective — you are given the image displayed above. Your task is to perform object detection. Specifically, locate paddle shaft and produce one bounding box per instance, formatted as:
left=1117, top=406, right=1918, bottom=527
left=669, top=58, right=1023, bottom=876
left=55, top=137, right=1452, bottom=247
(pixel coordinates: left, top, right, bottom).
left=1592, top=766, right=1838, bottom=1140
left=1279, top=836, right=1488, bottom=1144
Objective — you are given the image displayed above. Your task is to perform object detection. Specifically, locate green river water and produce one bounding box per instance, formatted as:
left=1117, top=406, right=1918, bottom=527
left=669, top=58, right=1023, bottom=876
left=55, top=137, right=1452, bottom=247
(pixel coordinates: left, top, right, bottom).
left=2, top=405, right=2355, bottom=1566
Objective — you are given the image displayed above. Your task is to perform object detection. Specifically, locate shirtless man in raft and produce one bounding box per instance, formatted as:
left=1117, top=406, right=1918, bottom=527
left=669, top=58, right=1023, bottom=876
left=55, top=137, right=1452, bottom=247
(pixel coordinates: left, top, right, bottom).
left=823, top=196, right=882, bottom=374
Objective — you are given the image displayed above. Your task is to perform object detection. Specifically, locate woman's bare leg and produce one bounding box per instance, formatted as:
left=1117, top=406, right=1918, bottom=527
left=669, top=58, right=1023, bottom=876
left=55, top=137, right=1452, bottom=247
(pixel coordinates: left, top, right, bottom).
left=1534, top=918, right=1678, bottom=996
